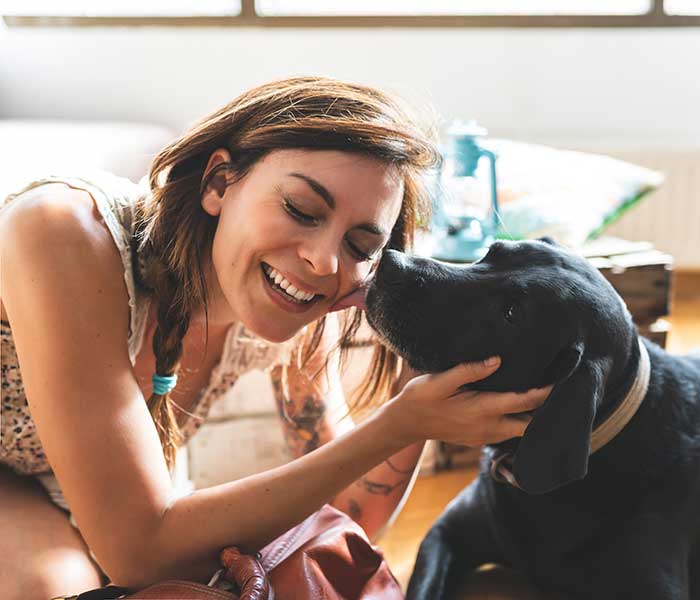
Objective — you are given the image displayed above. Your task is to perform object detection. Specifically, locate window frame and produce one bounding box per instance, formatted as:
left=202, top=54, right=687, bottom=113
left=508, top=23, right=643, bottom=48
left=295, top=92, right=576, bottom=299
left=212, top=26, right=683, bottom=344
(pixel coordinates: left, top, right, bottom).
left=3, top=0, right=700, bottom=27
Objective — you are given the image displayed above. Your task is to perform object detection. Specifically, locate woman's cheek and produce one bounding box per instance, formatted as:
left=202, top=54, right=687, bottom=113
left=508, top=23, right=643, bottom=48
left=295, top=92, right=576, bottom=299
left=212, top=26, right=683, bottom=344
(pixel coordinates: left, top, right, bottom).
left=257, top=212, right=291, bottom=240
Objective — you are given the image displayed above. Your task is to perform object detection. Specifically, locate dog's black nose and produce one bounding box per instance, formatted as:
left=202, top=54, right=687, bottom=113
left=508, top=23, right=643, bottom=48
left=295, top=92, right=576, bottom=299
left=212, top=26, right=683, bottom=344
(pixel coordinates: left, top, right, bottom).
left=376, top=249, right=410, bottom=286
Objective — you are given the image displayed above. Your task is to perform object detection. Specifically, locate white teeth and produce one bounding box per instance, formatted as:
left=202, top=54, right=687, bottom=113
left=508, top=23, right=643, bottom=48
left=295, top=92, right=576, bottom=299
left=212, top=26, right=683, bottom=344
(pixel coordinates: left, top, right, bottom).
left=263, top=264, right=316, bottom=303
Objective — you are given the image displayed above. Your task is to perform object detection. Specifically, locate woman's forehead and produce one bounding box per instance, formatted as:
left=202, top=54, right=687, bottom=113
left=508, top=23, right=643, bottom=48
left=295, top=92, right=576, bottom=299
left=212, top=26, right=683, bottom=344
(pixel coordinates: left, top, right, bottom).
left=261, top=149, right=404, bottom=216
left=261, top=148, right=397, bottom=178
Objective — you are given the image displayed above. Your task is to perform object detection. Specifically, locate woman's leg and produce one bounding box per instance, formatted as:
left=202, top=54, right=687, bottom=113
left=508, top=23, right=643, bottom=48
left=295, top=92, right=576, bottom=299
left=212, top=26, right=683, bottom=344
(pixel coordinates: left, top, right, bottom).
left=0, top=463, right=107, bottom=600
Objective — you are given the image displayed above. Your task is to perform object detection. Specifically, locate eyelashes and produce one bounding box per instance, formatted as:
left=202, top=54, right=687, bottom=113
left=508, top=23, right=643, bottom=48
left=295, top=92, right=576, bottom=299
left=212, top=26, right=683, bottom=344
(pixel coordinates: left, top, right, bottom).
left=283, top=199, right=316, bottom=224
left=282, top=198, right=375, bottom=262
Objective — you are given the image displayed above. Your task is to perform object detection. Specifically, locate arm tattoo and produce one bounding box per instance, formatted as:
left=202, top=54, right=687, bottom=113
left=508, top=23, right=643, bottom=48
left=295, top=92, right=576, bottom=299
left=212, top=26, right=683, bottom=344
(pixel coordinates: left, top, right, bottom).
left=348, top=499, right=363, bottom=521
left=356, top=476, right=409, bottom=496
left=271, top=367, right=326, bottom=455
left=385, top=458, right=415, bottom=475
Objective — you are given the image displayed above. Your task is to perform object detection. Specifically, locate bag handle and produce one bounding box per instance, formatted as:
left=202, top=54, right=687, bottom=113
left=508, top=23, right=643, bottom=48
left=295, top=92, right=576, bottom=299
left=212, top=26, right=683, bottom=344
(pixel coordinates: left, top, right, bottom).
left=54, top=546, right=270, bottom=600
left=220, top=547, right=271, bottom=599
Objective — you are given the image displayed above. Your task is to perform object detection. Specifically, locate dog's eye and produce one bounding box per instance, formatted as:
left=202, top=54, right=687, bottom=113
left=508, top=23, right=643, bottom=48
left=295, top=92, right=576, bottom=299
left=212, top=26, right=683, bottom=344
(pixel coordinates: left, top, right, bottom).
left=504, top=303, right=519, bottom=324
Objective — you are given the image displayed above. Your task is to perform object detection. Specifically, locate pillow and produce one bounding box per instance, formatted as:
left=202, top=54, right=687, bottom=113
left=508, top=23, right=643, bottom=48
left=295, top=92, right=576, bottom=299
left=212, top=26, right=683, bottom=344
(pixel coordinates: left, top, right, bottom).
left=479, top=139, right=665, bottom=247
left=0, top=119, right=176, bottom=200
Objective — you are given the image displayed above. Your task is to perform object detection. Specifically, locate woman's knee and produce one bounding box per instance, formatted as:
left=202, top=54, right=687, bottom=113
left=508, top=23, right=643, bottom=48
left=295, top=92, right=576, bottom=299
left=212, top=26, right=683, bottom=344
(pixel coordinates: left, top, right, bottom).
left=0, top=465, right=104, bottom=599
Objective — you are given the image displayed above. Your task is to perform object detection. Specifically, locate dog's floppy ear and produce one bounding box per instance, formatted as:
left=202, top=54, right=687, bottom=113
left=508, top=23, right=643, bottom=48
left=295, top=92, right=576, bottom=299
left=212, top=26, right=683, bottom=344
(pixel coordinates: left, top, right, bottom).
left=537, top=342, right=584, bottom=386
left=513, top=346, right=609, bottom=494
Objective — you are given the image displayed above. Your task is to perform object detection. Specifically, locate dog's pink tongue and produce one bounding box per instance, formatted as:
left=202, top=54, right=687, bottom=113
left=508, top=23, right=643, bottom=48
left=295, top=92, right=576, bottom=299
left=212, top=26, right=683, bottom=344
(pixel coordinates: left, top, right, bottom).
left=329, top=281, right=370, bottom=312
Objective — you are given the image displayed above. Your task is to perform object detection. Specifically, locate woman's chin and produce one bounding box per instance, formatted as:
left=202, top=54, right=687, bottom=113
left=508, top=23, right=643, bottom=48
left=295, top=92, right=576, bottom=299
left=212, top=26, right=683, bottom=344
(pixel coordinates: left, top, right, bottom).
left=243, top=317, right=304, bottom=344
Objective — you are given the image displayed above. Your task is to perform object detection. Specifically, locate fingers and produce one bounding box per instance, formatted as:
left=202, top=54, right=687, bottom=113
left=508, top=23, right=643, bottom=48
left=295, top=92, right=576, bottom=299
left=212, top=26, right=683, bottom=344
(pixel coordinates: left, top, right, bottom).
left=478, top=385, right=553, bottom=417
left=489, top=414, right=534, bottom=443
left=428, top=357, right=501, bottom=397
left=453, top=412, right=534, bottom=447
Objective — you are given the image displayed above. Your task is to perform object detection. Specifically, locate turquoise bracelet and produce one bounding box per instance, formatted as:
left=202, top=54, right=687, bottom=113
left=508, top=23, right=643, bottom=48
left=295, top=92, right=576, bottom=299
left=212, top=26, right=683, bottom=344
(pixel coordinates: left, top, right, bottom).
left=152, top=373, right=178, bottom=395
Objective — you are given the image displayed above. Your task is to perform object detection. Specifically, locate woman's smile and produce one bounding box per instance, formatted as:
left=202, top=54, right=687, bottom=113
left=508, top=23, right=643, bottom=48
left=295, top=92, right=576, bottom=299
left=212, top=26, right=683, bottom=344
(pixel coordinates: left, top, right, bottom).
left=260, top=261, right=324, bottom=314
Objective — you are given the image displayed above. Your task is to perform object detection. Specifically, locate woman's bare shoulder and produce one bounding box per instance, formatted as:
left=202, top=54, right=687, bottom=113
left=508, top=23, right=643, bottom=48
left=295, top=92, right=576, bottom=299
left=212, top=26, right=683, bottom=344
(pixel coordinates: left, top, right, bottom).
left=1, top=181, right=107, bottom=238
left=0, top=181, right=129, bottom=327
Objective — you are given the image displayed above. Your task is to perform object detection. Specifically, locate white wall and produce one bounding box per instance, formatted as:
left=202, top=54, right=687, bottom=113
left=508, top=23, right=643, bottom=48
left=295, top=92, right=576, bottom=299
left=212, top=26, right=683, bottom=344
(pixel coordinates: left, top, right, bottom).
left=1, top=25, right=698, bottom=266
left=1, top=26, right=699, bottom=145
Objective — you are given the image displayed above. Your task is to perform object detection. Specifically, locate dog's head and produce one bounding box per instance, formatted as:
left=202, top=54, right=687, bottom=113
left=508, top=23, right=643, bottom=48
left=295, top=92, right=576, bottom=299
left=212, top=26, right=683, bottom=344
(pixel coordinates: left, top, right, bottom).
left=365, top=237, right=638, bottom=494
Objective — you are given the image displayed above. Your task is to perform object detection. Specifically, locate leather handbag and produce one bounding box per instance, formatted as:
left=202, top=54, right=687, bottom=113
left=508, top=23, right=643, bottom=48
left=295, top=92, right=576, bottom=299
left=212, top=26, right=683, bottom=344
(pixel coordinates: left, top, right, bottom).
left=53, top=504, right=404, bottom=600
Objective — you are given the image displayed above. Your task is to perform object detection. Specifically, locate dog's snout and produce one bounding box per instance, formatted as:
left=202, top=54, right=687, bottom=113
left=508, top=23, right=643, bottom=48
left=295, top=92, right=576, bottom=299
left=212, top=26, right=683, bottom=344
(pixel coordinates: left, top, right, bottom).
left=376, top=249, right=410, bottom=286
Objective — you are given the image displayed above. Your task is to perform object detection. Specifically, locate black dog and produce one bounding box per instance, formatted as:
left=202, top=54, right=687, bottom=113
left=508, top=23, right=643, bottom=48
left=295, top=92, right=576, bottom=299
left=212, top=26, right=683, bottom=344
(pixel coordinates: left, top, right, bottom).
left=365, top=239, right=700, bottom=600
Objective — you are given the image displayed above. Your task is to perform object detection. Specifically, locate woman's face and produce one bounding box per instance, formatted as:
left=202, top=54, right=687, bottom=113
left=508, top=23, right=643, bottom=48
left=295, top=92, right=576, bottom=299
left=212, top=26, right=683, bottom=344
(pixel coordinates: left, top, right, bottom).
left=199, top=148, right=404, bottom=343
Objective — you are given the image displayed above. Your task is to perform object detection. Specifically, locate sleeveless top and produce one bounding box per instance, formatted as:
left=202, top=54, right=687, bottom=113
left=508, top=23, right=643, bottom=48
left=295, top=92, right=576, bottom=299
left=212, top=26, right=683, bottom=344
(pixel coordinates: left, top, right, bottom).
left=0, top=171, right=301, bottom=476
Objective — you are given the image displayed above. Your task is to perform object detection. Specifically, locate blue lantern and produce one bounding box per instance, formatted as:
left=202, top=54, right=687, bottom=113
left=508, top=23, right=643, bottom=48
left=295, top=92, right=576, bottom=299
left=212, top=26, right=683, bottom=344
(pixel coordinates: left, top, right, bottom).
left=429, top=121, right=500, bottom=263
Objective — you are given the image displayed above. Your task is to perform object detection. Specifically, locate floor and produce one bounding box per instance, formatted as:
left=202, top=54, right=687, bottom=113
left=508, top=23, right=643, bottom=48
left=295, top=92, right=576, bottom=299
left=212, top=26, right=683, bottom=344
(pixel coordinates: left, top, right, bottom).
left=376, top=270, right=700, bottom=594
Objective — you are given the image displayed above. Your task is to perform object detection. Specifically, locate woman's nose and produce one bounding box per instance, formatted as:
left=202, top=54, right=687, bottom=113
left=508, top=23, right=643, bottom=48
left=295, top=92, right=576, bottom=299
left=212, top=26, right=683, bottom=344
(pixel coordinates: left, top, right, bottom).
left=298, top=235, right=340, bottom=277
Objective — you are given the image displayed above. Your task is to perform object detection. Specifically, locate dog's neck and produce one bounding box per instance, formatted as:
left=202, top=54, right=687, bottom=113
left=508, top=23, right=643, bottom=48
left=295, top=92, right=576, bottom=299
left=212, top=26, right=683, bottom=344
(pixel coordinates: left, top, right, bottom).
left=595, top=333, right=643, bottom=422
left=589, top=337, right=651, bottom=453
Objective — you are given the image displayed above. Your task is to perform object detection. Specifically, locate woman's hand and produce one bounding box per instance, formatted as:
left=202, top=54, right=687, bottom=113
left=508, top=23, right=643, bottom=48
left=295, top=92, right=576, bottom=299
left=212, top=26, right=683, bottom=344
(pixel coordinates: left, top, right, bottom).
left=385, top=357, right=551, bottom=448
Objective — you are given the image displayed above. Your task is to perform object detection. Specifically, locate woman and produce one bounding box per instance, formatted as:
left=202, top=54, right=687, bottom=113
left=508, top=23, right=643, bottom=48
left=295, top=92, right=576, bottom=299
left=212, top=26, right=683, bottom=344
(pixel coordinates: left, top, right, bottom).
left=0, top=77, right=549, bottom=597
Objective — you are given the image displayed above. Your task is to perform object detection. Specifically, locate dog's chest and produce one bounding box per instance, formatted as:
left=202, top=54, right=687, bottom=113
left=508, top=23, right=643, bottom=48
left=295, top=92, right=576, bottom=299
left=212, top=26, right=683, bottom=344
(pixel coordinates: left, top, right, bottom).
left=487, top=479, right=618, bottom=569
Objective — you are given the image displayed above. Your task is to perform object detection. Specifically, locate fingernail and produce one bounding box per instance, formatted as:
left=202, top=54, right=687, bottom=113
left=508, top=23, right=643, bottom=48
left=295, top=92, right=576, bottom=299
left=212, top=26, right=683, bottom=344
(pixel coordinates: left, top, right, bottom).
left=483, top=356, right=500, bottom=367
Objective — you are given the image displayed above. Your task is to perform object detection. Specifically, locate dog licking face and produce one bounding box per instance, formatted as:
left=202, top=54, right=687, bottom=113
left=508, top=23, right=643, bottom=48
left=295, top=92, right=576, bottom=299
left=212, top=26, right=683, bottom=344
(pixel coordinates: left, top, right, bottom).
left=365, top=238, right=641, bottom=492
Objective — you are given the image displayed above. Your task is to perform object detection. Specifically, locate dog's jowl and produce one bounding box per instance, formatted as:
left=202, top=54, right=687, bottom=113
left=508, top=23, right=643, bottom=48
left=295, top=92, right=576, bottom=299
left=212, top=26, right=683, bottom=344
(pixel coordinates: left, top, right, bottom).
left=366, top=239, right=700, bottom=600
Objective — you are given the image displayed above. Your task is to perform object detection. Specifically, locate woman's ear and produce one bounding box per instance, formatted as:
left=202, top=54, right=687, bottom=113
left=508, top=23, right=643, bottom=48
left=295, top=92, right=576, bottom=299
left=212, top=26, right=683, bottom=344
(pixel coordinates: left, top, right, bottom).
left=201, top=148, right=233, bottom=217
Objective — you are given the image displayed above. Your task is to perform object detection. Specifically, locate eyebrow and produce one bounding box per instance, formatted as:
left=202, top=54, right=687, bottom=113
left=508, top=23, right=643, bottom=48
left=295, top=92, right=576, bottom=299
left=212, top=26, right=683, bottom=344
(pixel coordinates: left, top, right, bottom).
left=287, top=172, right=387, bottom=237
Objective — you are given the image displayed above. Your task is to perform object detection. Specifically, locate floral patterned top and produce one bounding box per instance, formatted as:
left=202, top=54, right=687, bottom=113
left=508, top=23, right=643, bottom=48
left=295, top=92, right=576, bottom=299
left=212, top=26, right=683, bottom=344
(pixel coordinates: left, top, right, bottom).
left=0, top=172, right=301, bottom=476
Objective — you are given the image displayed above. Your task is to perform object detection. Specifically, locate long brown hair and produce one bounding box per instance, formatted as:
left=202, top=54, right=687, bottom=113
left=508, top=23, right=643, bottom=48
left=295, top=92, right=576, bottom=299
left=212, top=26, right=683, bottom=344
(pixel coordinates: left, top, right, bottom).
left=133, top=76, right=440, bottom=470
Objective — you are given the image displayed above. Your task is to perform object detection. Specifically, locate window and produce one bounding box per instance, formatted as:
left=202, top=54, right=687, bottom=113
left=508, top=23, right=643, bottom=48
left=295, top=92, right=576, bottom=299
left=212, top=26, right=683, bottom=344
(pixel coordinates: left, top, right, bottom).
left=0, top=1, right=240, bottom=17
left=665, top=0, right=700, bottom=13
left=2, top=0, right=698, bottom=26
left=257, top=0, right=652, bottom=17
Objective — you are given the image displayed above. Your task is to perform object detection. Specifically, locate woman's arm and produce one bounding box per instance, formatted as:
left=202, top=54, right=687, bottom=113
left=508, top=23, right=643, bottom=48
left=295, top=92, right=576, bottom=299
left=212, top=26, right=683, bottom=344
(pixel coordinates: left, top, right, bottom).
left=332, top=434, right=425, bottom=543
left=329, top=361, right=426, bottom=542
left=269, top=314, right=425, bottom=541
left=0, top=189, right=178, bottom=586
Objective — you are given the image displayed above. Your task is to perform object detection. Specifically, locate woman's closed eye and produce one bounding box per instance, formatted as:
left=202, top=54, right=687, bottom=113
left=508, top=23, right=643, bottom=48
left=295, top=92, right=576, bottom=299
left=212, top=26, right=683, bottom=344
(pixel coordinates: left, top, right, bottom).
left=283, top=197, right=318, bottom=224
left=283, top=198, right=377, bottom=262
